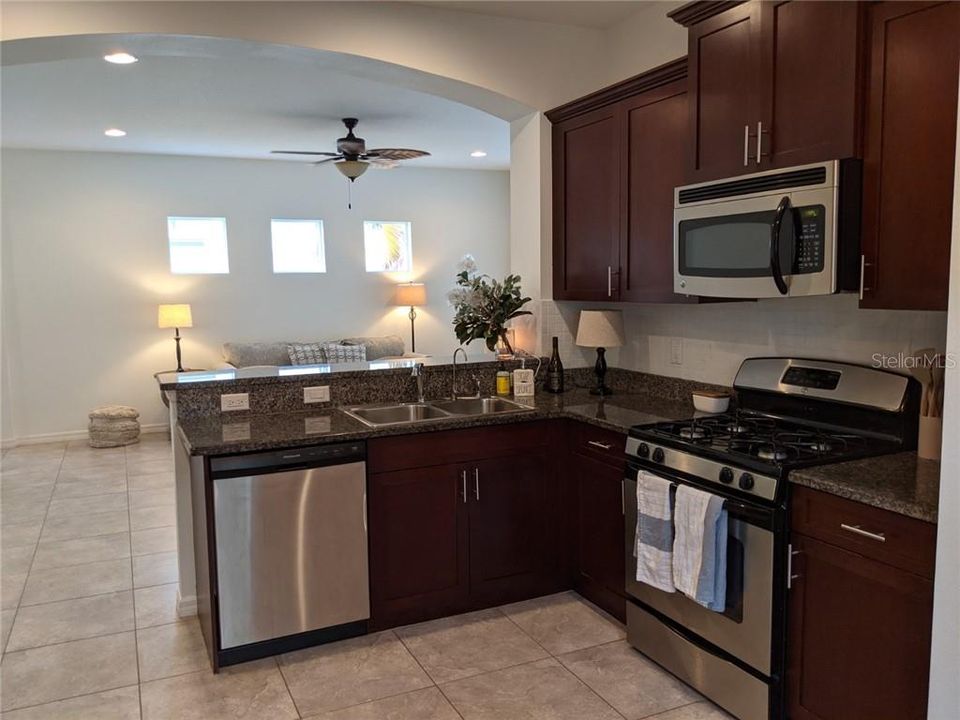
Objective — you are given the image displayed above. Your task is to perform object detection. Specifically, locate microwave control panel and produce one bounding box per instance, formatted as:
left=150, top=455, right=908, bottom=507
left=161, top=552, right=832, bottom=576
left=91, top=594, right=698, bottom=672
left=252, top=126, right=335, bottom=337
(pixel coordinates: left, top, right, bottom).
left=794, top=205, right=826, bottom=274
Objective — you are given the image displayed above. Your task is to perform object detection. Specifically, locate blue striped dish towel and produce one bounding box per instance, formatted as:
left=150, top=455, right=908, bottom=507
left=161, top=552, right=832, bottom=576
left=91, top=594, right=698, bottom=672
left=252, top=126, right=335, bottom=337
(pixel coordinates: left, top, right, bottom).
left=634, top=469, right=675, bottom=593
left=673, top=484, right=728, bottom=612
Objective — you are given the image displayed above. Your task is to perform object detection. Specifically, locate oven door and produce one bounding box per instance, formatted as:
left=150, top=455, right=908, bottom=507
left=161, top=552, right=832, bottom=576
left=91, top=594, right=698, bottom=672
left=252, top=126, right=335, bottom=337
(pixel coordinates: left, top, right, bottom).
left=624, top=471, right=774, bottom=676
left=674, top=187, right=836, bottom=299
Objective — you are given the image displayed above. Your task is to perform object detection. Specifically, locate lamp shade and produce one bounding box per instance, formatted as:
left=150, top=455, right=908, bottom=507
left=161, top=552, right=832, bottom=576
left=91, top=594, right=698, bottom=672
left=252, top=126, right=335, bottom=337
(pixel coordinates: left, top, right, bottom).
left=576, top=310, right=624, bottom=348
left=157, top=304, right=193, bottom=329
left=335, top=160, right=369, bottom=181
left=394, top=282, right=427, bottom=307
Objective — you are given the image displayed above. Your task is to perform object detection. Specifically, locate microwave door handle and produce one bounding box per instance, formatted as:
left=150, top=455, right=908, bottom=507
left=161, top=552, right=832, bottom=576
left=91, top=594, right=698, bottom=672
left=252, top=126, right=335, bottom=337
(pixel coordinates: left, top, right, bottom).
left=770, top=196, right=791, bottom=295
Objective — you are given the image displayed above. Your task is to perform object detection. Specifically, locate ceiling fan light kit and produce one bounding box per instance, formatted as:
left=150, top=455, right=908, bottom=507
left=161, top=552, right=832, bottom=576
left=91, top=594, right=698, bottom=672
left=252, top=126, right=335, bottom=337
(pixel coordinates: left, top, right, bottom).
left=272, top=117, right=430, bottom=207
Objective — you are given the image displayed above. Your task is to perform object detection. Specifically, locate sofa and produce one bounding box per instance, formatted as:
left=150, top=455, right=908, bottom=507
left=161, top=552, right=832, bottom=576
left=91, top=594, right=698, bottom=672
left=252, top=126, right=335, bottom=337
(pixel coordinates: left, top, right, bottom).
left=221, top=335, right=425, bottom=368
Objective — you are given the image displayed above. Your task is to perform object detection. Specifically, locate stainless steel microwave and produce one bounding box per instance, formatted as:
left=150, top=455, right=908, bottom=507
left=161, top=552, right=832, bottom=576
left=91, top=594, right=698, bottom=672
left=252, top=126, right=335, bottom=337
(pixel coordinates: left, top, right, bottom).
left=674, top=160, right=862, bottom=299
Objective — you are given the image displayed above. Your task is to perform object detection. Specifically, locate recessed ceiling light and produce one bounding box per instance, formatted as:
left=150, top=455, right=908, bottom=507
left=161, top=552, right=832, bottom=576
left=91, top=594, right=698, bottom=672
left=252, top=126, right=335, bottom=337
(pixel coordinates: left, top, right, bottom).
left=104, top=128, right=127, bottom=137
left=470, top=150, right=488, bottom=158
left=104, top=52, right=139, bottom=65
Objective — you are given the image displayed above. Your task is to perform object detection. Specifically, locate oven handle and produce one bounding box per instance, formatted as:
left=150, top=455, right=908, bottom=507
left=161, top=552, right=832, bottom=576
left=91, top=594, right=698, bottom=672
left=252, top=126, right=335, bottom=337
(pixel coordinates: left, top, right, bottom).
left=770, top=195, right=791, bottom=295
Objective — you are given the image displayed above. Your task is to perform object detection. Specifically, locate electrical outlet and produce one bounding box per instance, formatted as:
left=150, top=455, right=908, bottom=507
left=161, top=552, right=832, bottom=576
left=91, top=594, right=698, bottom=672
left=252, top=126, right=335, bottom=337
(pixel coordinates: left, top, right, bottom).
left=221, top=393, right=249, bottom=412
left=303, top=386, right=331, bottom=404
left=670, top=338, right=684, bottom=366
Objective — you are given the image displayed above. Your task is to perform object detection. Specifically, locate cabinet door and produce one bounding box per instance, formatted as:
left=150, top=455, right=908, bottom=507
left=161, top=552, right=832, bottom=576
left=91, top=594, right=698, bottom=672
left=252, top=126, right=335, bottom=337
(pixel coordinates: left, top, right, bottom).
left=686, top=1, right=762, bottom=181
left=787, top=534, right=934, bottom=720
left=552, top=106, right=621, bottom=301
left=467, top=452, right=550, bottom=605
left=759, top=0, right=861, bottom=169
left=860, top=1, right=959, bottom=310
left=571, top=451, right=625, bottom=622
left=620, top=79, right=693, bottom=304
left=368, top=465, right=468, bottom=629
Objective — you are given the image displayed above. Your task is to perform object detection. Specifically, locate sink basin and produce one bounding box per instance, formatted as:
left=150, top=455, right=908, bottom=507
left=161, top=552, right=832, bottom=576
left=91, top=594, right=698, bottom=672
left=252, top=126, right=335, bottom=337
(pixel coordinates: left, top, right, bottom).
left=343, top=397, right=533, bottom=427
left=432, top=397, right=531, bottom=415
left=344, top=403, right=452, bottom=426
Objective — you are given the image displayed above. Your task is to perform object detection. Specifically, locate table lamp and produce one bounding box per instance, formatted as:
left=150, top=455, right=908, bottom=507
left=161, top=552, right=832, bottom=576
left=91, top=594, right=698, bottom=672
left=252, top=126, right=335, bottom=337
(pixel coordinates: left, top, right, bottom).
left=576, top=310, right=625, bottom=396
left=394, top=283, right=426, bottom=353
left=158, top=304, right=193, bottom=372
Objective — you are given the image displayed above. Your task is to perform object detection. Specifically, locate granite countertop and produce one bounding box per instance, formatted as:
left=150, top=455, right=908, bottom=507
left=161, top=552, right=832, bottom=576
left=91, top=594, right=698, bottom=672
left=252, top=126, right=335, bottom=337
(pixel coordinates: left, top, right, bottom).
left=176, top=389, right=695, bottom=457
left=791, top=452, right=940, bottom=523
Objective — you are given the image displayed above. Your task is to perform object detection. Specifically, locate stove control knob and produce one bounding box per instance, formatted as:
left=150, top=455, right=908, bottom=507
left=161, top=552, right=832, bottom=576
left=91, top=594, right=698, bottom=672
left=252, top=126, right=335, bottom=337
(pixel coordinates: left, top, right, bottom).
left=652, top=447, right=665, bottom=463
left=638, top=443, right=650, bottom=459
left=719, top=467, right=734, bottom=484
left=739, top=473, right=755, bottom=491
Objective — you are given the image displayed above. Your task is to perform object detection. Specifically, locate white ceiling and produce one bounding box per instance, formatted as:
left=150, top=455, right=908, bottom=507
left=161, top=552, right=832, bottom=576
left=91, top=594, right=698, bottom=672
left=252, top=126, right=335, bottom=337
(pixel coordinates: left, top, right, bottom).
left=0, top=35, right=511, bottom=170
left=419, top=1, right=646, bottom=29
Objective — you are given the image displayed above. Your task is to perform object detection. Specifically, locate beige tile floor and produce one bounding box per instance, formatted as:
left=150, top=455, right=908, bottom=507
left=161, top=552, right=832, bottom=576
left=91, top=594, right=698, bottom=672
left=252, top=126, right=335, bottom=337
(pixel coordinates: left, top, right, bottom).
left=1, top=437, right=732, bottom=719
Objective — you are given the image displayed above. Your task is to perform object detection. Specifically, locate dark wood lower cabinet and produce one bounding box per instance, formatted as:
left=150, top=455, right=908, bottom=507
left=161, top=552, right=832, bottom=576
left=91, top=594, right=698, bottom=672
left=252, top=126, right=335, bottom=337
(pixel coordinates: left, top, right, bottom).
left=571, top=450, right=626, bottom=622
left=367, top=464, right=468, bottom=629
left=468, top=452, right=550, bottom=605
left=788, top=487, right=936, bottom=720
left=367, top=424, right=557, bottom=629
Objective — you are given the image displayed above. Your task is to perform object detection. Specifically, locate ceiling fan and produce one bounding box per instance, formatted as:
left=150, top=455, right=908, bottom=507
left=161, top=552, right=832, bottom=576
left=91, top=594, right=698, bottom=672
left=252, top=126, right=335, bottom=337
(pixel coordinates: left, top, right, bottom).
left=272, top=117, right=430, bottom=182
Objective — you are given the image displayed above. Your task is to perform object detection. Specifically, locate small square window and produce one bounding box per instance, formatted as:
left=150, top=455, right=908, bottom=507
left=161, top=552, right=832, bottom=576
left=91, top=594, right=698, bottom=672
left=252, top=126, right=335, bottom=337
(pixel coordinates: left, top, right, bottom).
left=167, top=216, right=229, bottom=274
left=364, top=221, right=412, bottom=273
left=271, top=219, right=326, bottom=273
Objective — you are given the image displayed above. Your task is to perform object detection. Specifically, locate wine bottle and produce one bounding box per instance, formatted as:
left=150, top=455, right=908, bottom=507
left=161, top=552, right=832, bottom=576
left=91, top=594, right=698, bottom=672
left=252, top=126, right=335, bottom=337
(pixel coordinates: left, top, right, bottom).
left=545, top=336, right=564, bottom=394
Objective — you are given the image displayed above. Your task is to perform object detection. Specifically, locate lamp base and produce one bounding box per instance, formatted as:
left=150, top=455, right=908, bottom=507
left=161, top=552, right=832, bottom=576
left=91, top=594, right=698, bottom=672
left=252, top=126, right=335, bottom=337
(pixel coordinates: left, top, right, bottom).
left=591, top=346, right=610, bottom=396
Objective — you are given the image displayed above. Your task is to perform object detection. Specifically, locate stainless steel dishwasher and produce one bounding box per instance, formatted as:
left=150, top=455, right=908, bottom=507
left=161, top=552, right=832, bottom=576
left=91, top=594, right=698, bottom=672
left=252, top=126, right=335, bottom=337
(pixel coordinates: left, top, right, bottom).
left=210, top=441, right=369, bottom=662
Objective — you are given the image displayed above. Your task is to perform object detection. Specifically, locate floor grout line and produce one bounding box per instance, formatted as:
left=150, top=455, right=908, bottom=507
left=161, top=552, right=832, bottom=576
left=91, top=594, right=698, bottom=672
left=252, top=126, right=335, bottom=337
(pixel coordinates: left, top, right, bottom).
left=0, top=682, right=141, bottom=715
left=124, top=448, right=145, bottom=720
left=3, top=444, right=68, bottom=657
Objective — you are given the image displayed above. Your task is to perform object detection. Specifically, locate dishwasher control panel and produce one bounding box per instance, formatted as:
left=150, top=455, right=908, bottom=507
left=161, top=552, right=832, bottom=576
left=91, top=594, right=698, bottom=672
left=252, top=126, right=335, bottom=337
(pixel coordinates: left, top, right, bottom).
left=210, top=441, right=366, bottom=476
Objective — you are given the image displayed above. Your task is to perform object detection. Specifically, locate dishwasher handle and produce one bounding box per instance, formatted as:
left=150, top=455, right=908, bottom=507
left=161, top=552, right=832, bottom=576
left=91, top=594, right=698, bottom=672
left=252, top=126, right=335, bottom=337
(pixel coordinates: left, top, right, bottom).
left=210, top=441, right=366, bottom=477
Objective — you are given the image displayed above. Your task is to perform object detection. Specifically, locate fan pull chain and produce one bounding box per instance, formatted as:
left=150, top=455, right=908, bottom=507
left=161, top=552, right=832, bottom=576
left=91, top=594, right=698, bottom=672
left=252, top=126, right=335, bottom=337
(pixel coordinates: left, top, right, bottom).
left=347, top=180, right=352, bottom=210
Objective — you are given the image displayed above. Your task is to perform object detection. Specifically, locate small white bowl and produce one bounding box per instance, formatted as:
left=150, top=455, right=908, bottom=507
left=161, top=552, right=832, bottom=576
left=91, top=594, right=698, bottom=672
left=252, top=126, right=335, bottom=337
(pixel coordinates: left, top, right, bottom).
left=692, top=391, right=730, bottom=414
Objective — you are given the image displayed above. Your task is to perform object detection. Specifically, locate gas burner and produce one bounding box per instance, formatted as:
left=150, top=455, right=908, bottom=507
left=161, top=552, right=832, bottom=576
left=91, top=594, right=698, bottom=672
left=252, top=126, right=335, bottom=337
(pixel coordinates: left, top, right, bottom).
left=806, top=441, right=834, bottom=453
left=756, top=444, right=790, bottom=461
left=726, top=423, right=751, bottom=434
left=680, top=426, right=708, bottom=440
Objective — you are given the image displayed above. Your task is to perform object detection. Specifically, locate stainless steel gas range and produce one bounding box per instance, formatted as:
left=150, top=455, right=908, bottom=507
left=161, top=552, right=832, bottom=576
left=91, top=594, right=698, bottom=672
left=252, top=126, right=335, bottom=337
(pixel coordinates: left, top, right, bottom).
left=623, top=358, right=920, bottom=720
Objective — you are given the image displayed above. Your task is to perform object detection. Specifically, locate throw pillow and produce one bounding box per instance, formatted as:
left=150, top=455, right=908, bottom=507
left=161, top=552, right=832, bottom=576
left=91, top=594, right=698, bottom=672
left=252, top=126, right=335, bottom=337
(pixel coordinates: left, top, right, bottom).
left=321, top=343, right=367, bottom=364
left=287, top=342, right=326, bottom=365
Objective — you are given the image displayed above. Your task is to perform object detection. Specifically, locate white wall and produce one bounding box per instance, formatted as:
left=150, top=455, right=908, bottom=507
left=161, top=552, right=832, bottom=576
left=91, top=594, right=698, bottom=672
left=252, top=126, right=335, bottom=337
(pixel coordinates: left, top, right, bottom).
left=604, top=1, right=688, bottom=85
left=1, top=148, right=508, bottom=439
left=928, top=66, right=960, bottom=720
left=542, top=296, right=948, bottom=384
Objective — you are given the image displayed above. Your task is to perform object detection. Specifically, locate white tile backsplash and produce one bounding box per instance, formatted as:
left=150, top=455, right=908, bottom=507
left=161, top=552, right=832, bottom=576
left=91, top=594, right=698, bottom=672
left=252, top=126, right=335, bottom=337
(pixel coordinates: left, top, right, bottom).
left=538, top=295, right=948, bottom=386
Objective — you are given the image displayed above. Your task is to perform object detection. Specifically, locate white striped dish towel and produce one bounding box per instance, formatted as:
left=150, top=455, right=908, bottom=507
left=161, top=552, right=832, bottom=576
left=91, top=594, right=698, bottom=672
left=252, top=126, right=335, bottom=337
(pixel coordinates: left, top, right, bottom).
left=634, top=469, right=675, bottom=593
left=673, top=484, right=728, bottom=612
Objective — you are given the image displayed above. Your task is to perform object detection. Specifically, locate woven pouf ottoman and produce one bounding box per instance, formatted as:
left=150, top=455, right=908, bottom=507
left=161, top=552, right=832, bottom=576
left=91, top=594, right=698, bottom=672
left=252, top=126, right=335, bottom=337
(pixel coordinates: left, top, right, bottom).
left=88, top=405, right=141, bottom=448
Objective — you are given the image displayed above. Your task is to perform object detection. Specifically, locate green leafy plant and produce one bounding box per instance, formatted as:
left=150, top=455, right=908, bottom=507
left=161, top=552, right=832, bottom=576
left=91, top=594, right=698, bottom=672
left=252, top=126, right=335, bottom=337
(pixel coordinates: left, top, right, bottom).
left=447, top=255, right=532, bottom=354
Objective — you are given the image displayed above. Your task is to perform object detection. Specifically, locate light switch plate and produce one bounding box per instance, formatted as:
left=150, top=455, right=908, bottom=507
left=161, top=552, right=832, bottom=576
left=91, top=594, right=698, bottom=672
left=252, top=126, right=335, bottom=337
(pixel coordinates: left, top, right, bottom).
left=670, top=338, right=683, bottom=366
left=221, top=393, right=250, bottom=412
left=303, top=386, right=331, bottom=404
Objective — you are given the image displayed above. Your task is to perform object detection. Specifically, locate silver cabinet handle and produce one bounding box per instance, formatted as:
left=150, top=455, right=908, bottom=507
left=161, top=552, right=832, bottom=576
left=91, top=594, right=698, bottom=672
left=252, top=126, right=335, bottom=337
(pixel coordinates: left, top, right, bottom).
left=841, top=523, right=886, bottom=543
left=743, top=125, right=750, bottom=166
left=460, top=470, right=467, bottom=504
left=621, top=478, right=625, bottom=516
left=859, top=254, right=873, bottom=300
left=587, top=440, right=614, bottom=450
left=756, top=121, right=763, bottom=165
left=787, top=544, right=800, bottom=589
left=607, top=266, right=613, bottom=298
left=473, top=467, right=480, bottom=500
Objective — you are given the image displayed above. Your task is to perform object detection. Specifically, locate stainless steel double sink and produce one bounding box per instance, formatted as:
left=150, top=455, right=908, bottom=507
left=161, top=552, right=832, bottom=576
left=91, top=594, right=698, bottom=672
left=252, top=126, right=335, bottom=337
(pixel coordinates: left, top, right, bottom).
left=343, top=396, right=534, bottom=427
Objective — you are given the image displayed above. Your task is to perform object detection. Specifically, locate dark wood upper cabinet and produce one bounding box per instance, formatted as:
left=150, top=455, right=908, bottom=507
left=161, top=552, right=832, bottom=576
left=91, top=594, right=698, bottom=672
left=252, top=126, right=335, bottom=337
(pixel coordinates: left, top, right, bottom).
left=620, top=79, right=693, bottom=304
left=859, top=1, right=959, bottom=311
left=552, top=106, right=621, bottom=301
left=676, top=0, right=862, bottom=181
left=759, top=0, right=862, bottom=169
left=686, top=2, right=762, bottom=181
left=549, top=60, right=690, bottom=303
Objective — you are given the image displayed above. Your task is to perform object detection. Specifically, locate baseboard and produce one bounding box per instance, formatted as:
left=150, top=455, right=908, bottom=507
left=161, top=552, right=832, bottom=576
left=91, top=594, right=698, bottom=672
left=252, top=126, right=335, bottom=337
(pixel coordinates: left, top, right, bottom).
left=177, top=589, right=198, bottom=618
left=3, top=423, right=170, bottom=449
